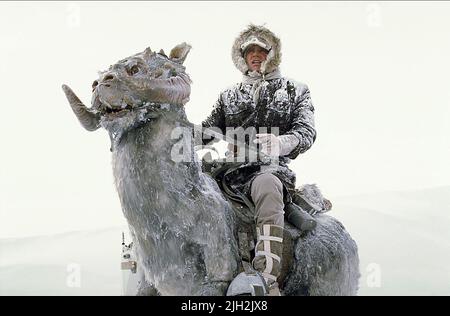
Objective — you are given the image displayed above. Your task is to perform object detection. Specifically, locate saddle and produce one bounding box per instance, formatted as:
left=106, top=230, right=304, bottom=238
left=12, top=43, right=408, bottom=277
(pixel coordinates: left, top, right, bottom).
left=202, top=159, right=330, bottom=284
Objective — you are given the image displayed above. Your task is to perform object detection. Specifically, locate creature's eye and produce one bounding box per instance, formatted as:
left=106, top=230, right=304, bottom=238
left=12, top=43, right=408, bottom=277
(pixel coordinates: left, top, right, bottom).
left=169, top=68, right=178, bottom=77
left=92, top=80, right=99, bottom=91
left=128, top=65, right=140, bottom=76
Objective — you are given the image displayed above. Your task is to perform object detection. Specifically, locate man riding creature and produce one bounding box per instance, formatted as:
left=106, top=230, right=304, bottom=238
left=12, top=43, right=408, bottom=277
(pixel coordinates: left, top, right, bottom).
left=201, top=24, right=318, bottom=295
left=62, top=25, right=359, bottom=296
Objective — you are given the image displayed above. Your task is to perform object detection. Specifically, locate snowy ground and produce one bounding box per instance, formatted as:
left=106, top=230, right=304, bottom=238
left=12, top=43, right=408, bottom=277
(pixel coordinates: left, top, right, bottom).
left=1, top=187, right=449, bottom=296
left=332, top=186, right=450, bottom=295
left=0, top=227, right=126, bottom=296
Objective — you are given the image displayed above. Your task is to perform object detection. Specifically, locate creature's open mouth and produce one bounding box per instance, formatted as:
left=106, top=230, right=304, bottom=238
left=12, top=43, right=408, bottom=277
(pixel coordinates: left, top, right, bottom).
left=92, top=95, right=135, bottom=119
left=103, top=104, right=133, bottom=115
left=99, top=104, right=135, bottom=120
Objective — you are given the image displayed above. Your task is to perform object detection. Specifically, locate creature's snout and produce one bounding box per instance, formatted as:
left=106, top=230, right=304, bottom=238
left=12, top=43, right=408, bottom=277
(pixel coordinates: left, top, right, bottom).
left=92, top=72, right=117, bottom=91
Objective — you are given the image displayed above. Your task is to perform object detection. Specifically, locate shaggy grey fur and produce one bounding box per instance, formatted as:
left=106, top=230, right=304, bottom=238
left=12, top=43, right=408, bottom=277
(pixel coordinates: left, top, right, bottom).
left=62, top=43, right=360, bottom=296
left=283, top=217, right=360, bottom=295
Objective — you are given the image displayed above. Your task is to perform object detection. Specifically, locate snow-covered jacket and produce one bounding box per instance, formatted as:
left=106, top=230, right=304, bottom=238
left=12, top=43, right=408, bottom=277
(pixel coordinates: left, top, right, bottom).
left=203, top=78, right=316, bottom=160
left=202, top=77, right=316, bottom=197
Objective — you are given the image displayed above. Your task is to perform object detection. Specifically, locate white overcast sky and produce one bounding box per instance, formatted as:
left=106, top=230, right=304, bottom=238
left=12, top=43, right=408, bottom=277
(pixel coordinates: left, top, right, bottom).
left=1, top=1, right=449, bottom=238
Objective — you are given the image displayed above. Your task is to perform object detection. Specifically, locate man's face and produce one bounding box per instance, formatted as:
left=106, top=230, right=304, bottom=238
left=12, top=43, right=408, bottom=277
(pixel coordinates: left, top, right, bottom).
left=245, top=45, right=269, bottom=72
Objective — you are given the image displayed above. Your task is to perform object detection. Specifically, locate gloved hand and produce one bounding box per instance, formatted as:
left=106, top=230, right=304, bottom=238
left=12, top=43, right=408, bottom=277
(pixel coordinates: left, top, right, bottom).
left=253, top=133, right=299, bottom=157
left=226, top=142, right=238, bottom=158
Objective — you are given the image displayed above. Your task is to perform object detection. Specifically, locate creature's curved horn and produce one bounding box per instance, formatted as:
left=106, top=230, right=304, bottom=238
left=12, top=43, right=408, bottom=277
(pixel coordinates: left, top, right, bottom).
left=133, top=73, right=192, bottom=106
left=62, top=84, right=100, bottom=131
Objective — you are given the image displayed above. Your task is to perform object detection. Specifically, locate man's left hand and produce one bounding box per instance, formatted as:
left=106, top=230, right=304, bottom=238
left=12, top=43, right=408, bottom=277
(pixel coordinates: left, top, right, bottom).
left=253, top=133, right=281, bottom=157
left=254, top=133, right=300, bottom=157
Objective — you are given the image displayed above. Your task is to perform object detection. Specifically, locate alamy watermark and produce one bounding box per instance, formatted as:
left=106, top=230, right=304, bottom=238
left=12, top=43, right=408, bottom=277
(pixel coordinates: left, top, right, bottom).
left=66, top=3, right=81, bottom=29
left=366, top=263, right=382, bottom=288
left=366, top=3, right=383, bottom=28
left=170, top=125, right=281, bottom=164
left=66, top=263, right=81, bottom=288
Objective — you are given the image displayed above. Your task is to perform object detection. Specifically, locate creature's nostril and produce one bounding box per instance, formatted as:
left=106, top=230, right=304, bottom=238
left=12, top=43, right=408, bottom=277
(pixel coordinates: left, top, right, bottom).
left=103, top=74, right=115, bottom=82
left=92, top=80, right=99, bottom=89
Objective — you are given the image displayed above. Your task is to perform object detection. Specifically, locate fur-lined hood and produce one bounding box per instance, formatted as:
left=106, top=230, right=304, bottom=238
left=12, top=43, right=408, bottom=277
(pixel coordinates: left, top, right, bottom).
left=231, top=24, right=282, bottom=75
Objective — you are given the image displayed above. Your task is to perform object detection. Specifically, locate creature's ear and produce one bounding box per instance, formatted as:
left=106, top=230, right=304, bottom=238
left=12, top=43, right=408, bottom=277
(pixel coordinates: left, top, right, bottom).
left=143, top=47, right=153, bottom=59
left=159, top=49, right=167, bottom=57
left=169, top=42, right=191, bottom=64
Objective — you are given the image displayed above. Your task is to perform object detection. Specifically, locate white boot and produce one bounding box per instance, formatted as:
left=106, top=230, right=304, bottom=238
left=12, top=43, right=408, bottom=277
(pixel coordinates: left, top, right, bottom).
left=252, top=224, right=284, bottom=296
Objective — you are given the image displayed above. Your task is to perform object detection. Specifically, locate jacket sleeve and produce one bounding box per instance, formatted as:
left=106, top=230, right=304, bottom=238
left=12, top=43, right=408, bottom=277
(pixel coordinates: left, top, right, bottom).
left=284, top=84, right=317, bottom=159
left=200, top=94, right=226, bottom=145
